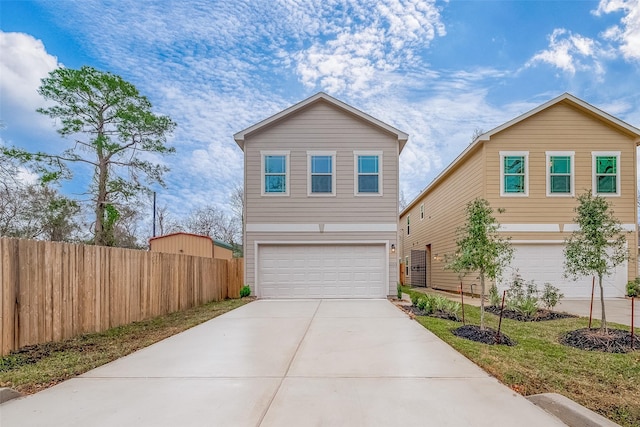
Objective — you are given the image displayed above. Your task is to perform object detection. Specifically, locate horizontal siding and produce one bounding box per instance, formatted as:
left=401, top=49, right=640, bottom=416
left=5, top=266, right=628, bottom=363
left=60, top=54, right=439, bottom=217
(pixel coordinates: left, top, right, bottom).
left=246, top=230, right=397, bottom=296
left=402, top=101, right=638, bottom=292
left=400, top=146, right=485, bottom=292
left=245, top=101, right=398, bottom=224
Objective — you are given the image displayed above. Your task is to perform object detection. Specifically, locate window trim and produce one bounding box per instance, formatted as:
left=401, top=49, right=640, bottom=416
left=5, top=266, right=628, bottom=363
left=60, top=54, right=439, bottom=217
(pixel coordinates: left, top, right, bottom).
left=405, top=256, right=409, bottom=277
left=261, top=150, right=290, bottom=196
left=500, top=151, right=529, bottom=197
left=420, top=203, right=424, bottom=220
left=407, top=214, right=411, bottom=236
left=546, top=151, right=575, bottom=197
left=592, top=151, right=621, bottom=197
left=354, top=151, right=383, bottom=196
left=307, top=151, right=336, bottom=196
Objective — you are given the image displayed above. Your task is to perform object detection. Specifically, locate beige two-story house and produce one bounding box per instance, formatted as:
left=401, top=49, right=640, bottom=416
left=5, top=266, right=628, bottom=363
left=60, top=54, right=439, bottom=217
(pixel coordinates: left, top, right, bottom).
left=234, top=93, right=408, bottom=298
left=400, top=93, right=640, bottom=298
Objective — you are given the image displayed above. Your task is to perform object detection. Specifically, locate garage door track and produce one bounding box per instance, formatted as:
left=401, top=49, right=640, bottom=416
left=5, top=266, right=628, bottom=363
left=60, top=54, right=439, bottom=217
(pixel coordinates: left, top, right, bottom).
left=0, top=300, right=565, bottom=426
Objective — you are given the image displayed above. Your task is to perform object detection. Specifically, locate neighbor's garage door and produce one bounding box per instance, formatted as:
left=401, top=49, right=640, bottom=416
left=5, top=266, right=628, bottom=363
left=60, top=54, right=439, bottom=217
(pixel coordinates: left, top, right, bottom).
left=258, top=244, right=386, bottom=298
left=499, top=244, right=627, bottom=298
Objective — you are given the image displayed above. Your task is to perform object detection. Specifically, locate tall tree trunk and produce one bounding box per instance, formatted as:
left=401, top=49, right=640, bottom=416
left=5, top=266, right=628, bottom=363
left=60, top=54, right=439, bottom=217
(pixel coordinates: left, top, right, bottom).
left=599, top=273, right=608, bottom=334
left=480, top=273, right=485, bottom=330
left=94, top=161, right=108, bottom=246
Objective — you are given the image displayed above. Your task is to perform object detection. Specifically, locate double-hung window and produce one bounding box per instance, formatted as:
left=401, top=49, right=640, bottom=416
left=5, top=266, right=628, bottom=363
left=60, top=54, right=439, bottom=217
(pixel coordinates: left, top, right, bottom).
left=407, top=215, right=410, bottom=235
left=307, top=151, right=335, bottom=196
left=261, top=151, right=289, bottom=196
left=592, top=152, right=620, bottom=196
left=354, top=151, right=382, bottom=195
left=420, top=203, right=424, bottom=220
left=546, top=152, right=574, bottom=196
left=500, top=151, right=528, bottom=196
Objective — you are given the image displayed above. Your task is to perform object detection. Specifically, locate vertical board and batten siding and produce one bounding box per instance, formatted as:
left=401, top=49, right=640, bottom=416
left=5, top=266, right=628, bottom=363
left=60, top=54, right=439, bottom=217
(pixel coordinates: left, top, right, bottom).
left=244, top=100, right=399, bottom=294
left=400, top=146, right=485, bottom=292
left=0, top=238, right=243, bottom=356
left=402, top=100, right=638, bottom=293
left=150, top=234, right=213, bottom=258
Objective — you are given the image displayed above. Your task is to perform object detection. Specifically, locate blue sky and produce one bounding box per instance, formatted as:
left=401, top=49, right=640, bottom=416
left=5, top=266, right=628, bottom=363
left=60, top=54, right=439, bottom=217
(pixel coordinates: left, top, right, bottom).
left=1, top=0, right=639, bottom=217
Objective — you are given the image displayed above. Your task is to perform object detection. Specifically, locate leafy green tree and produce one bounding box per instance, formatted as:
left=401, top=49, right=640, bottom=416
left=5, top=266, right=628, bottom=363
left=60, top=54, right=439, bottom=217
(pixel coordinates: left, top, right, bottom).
left=446, top=198, right=513, bottom=329
left=2, top=66, right=176, bottom=246
left=564, top=191, right=628, bottom=334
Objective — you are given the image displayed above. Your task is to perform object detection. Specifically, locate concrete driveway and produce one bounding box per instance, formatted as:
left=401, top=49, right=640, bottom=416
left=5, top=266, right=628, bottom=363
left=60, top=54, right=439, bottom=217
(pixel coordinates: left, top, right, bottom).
left=555, top=298, right=639, bottom=327
left=0, top=299, right=565, bottom=426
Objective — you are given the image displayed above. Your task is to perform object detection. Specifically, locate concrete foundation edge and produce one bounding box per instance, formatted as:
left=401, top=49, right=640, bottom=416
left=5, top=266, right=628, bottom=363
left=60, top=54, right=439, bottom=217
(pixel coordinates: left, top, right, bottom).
left=527, top=393, right=621, bottom=427
left=0, top=387, right=22, bottom=404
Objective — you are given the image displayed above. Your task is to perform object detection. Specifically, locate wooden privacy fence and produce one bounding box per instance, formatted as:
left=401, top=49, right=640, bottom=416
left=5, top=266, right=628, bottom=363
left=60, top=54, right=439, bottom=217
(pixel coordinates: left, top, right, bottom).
left=0, top=238, right=244, bottom=356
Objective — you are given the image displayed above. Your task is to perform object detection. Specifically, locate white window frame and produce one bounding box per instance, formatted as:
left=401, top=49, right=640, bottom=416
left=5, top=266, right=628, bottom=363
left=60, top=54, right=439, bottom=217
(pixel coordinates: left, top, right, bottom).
left=592, top=151, right=621, bottom=197
left=500, top=151, right=529, bottom=197
left=261, top=150, right=290, bottom=196
left=546, top=151, right=575, bottom=197
left=407, top=214, right=411, bottom=236
left=420, top=203, right=424, bottom=220
left=405, top=256, right=409, bottom=277
left=307, top=151, right=336, bottom=196
left=354, top=151, right=383, bottom=196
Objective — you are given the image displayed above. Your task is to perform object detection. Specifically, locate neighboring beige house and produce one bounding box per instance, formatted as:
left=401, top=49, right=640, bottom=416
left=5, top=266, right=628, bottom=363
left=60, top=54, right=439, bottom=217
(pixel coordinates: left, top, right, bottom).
left=234, top=92, right=408, bottom=298
left=400, top=93, right=640, bottom=298
left=149, top=232, right=234, bottom=260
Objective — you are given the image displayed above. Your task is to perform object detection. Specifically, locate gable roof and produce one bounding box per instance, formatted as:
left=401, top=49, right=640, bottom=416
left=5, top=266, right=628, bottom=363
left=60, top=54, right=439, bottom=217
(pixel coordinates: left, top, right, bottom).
left=233, top=92, right=409, bottom=153
left=401, top=92, right=640, bottom=216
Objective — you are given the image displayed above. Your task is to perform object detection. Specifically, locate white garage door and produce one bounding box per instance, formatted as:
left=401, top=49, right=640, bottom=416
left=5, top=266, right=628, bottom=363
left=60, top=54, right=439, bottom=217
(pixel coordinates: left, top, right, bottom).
left=499, top=244, right=627, bottom=298
left=258, top=244, right=386, bottom=298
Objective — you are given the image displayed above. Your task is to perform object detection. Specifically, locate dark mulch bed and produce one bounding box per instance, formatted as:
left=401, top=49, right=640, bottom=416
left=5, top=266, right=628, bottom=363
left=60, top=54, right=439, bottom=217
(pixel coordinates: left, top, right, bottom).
left=485, top=306, right=577, bottom=322
left=561, top=328, right=640, bottom=353
left=452, top=325, right=516, bottom=346
left=402, top=305, right=459, bottom=321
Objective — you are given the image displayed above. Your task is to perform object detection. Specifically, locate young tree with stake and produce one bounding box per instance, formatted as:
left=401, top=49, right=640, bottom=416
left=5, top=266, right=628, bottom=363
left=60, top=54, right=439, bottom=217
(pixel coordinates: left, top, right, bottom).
left=447, top=198, right=513, bottom=330
left=564, top=191, right=628, bottom=334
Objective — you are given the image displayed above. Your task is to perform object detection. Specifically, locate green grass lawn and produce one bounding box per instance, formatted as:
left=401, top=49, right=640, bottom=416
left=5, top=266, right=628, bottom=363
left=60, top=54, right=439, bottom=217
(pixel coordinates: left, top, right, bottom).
left=0, top=297, right=252, bottom=395
left=401, top=287, right=640, bottom=427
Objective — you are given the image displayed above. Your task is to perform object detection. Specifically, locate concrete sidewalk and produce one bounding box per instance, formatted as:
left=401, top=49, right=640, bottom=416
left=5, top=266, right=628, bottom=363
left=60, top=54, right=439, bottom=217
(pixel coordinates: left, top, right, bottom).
left=0, top=299, right=565, bottom=426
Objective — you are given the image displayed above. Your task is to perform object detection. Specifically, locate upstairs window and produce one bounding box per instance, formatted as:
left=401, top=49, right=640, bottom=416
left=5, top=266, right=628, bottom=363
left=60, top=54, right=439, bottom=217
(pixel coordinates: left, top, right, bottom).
left=355, top=151, right=382, bottom=195
left=593, top=152, right=620, bottom=196
left=500, top=152, right=528, bottom=196
left=308, top=152, right=335, bottom=195
left=407, top=215, right=410, bottom=235
left=420, top=203, right=424, bottom=220
left=546, top=152, right=574, bottom=196
left=262, top=151, right=289, bottom=195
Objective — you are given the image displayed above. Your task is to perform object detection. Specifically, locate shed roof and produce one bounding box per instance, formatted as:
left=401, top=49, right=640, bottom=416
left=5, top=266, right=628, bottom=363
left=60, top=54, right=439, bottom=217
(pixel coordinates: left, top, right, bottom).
left=401, top=93, right=640, bottom=216
left=233, top=92, right=409, bottom=153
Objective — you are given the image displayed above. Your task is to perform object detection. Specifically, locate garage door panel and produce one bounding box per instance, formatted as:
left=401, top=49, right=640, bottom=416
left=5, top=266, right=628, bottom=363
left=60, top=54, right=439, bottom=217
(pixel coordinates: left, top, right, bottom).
left=258, top=244, right=386, bottom=298
left=499, top=244, right=626, bottom=298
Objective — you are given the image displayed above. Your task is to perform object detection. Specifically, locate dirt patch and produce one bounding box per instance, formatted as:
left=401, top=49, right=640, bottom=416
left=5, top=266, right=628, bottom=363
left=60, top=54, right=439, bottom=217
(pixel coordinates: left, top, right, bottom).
left=561, top=328, right=640, bottom=353
left=452, top=324, right=516, bottom=346
left=485, top=306, right=577, bottom=322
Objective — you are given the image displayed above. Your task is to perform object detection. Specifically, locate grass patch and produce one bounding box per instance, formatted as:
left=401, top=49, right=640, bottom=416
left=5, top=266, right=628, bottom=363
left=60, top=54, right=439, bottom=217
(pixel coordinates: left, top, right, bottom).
left=0, top=298, right=252, bottom=395
left=401, top=286, right=640, bottom=427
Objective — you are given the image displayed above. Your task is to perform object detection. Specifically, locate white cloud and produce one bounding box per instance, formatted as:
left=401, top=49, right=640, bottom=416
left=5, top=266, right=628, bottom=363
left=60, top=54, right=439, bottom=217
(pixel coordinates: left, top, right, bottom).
left=291, top=0, right=446, bottom=96
left=526, top=29, right=606, bottom=76
left=0, top=31, right=61, bottom=130
left=594, top=0, right=640, bottom=61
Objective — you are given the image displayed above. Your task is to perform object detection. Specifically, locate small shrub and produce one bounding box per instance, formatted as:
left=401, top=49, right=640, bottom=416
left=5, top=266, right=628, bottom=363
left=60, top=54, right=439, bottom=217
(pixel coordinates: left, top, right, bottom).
left=488, top=284, right=501, bottom=307
left=397, top=283, right=402, bottom=299
left=505, top=272, right=539, bottom=317
left=433, top=296, right=450, bottom=313
left=410, top=293, right=421, bottom=307
left=416, top=297, right=427, bottom=311
left=541, top=283, right=564, bottom=310
left=626, top=278, right=640, bottom=297
left=240, top=285, right=251, bottom=298
left=444, top=300, right=461, bottom=318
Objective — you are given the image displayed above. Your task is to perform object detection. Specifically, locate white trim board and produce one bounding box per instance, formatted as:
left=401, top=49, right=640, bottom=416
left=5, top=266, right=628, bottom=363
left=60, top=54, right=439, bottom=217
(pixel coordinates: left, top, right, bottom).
left=246, top=223, right=398, bottom=233
left=499, top=224, right=560, bottom=232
